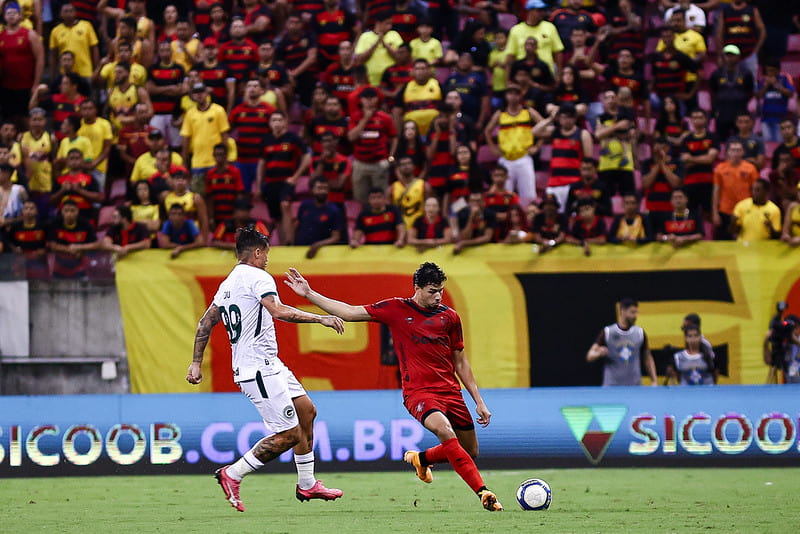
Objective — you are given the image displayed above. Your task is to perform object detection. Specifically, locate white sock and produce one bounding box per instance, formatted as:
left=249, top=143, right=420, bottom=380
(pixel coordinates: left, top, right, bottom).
left=294, top=451, right=316, bottom=490
left=227, top=449, right=264, bottom=481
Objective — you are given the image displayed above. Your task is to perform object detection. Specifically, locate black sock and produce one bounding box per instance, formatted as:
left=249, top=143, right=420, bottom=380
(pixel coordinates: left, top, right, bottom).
left=418, top=451, right=429, bottom=466
left=476, top=485, right=488, bottom=495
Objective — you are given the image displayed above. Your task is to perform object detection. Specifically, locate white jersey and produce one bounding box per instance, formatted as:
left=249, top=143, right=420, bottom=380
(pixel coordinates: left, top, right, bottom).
left=213, top=263, right=286, bottom=381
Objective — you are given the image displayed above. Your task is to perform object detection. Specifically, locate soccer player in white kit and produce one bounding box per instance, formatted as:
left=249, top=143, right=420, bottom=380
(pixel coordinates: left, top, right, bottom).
left=186, top=226, right=345, bottom=512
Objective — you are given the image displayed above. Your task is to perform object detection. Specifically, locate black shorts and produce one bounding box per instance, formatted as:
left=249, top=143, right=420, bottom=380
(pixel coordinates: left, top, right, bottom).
left=683, top=183, right=713, bottom=217
left=260, top=181, right=295, bottom=221
left=598, top=170, right=636, bottom=196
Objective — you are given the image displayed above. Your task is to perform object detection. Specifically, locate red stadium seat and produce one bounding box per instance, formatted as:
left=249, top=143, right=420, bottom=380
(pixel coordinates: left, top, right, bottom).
left=787, top=34, right=800, bottom=53
left=478, top=144, right=498, bottom=166
left=498, top=13, right=517, bottom=31
left=344, top=200, right=362, bottom=221
left=109, top=179, right=128, bottom=202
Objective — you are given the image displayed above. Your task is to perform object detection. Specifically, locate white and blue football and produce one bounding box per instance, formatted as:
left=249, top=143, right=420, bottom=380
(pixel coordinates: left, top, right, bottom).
left=516, top=478, right=552, bottom=511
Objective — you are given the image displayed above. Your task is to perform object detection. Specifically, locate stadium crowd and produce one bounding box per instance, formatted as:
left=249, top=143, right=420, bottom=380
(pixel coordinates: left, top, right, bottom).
left=1, top=0, right=800, bottom=276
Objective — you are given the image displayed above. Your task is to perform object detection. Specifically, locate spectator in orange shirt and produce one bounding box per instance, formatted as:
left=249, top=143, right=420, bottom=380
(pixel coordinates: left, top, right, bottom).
left=711, top=140, right=759, bottom=240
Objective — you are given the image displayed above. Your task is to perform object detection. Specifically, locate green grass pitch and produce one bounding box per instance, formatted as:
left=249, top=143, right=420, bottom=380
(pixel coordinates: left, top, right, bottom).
left=2, top=468, right=797, bottom=533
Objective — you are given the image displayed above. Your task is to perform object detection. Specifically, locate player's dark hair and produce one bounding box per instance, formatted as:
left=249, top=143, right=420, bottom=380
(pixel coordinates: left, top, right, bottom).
left=213, top=142, right=227, bottom=152
left=235, top=225, right=269, bottom=258
left=619, top=297, right=638, bottom=310
left=414, top=262, right=447, bottom=288
left=682, top=324, right=715, bottom=372
left=684, top=313, right=701, bottom=328
left=120, top=16, right=137, bottom=29
left=368, top=187, right=384, bottom=196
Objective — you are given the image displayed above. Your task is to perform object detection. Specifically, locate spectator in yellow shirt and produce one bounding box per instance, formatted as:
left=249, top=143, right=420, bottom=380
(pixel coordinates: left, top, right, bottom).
left=48, top=3, right=99, bottom=79
left=507, top=0, right=564, bottom=76
left=180, top=83, right=230, bottom=196
left=354, top=12, right=404, bottom=86
left=730, top=179, right=781, bottom=242
left=409, top=19, right=443, bottom=66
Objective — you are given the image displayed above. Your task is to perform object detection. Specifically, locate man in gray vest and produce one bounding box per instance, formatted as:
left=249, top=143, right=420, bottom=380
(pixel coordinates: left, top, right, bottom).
left=587, top=297, right=658, bottom=386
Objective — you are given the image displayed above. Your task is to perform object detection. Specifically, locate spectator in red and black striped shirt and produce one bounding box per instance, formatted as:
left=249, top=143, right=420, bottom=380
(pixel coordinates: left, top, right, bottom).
left=306, top=95, right=350, bottom=157
left=229, top=79, right=275, bottom=192
left=380, top=43, right=414, bottom=110
left=276, top=12, right=319, bottom=107
left=218, top=18, right=259, bottom=94
left=257, top=111, right=311, bottom=246
left=195, top=38, right=235, bottom=111
left=205, top=143, right=245, bottom=226
left=147, top=41, right=186, bottom=149
left=642, top=138, right=683, bottom=226
left=679, top=109, right=719, bottom=216
left=351, top=187, right=405, bottom=248
left=102, top=205, right=151, bottom=258
left=314, top=0, right=359, bottom=70
left=648, top=26, right=697, bottom=118
left=323, top=40, right=357, bottom=105
left=408, top=196, right=452, bottom=252
left=311, top=132, right=351, bottom=210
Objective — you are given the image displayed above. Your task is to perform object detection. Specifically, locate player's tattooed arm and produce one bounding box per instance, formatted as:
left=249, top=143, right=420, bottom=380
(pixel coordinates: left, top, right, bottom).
left=193, top=304, right=221, bottom=363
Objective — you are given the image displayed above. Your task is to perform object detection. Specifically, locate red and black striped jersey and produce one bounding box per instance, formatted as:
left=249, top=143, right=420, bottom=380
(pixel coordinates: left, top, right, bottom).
left=275, top=32, right=318, bottom=72
left=243, top=3, right=273, bottom=43
left=412, top=214, right=447, bottom=240
left=323, top=63, right=356, bottom=103
left=7, top=220, right=47, bottom=251
left=427, top=127, right=455, bottom=189
left=391, top=7, right=424, bottom=43
left=106, top=222, right=150, bottom=246
left=148, top=63, right=185, bottom=115
left=446, top=167, right=471, bottom=202
left=307, top=115, right=350, bottom=156
left=349, top=110, right=396, bottom=163
left=193, top=0, right=212, bottom=36
left=195, top=61, right=230, bottom=106
left=649, top=51, right=695, bottom=97
left=52, top=93, right=86, bottom=139
left=643, top=157, right=682, bottom=213
left=314, top=8, right=357, bottom=66
left=680, top=132, right=719, bottom=185
left=607, top=12, right=644, bottom=60
left=355, top=205, right=402, bottom=244
left=71, top=0, right=97, bottom=23
left=261, top=131, right=308, bottom=183
left=721, top=4, right=759, bottom=58
left=54, top=172, right=98, bottom=212
left=365, top=0, right=394, bottom=26
left=229, top=101, right=276, bottom=163
left=312, top=153, right=351, bottom=204
left=549, top=128, right=584, bottom=188
left=218, top=39, right=259, bottom=83
left=292, top=0, right=324, bottom=16
left=47, top=217, right=96, bottom=245
left=485, top=190, right=520, bottom=213
left=381, top=63, right=413, bottom=106
left=205, top=164, right=245, bottom=222
left=214, top=218, right=269, bottom=243
left=661, top=211, right=702, bottom=236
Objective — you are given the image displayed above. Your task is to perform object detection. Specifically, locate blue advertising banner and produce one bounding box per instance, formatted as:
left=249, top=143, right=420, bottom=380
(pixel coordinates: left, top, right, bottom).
left=1, top=386, right=798, bottom=477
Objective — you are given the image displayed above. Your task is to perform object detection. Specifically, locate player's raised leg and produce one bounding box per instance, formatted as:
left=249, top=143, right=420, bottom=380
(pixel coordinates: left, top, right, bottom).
left=413, top=411, right=502, bottom=511
left=217, top=426, right=301, bottom=512
left=292, top=394, right=343, bottom=502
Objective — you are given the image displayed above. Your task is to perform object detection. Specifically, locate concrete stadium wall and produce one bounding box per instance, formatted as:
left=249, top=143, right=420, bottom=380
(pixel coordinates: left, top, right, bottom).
left=0, top=280, right=129, bottom=395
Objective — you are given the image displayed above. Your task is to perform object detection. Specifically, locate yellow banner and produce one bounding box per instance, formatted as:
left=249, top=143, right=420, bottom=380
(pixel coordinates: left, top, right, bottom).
left=116, top=242, right=800, bottom=393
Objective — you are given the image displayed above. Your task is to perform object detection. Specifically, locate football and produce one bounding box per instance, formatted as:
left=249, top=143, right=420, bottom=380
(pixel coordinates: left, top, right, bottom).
left=516, top=478, right=552, bottom=510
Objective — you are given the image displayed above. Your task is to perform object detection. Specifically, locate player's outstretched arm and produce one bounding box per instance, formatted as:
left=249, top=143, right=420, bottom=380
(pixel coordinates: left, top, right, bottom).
left=453, top=349, right=491, bottom=427
left=284, top=267, right=372, bottom=322
left=187, top=304, right=221, bottom=385
left=261, top=294, right=345, bottom=334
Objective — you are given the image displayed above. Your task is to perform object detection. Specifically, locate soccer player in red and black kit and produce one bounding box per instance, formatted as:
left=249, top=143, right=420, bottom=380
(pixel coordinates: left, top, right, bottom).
left=284, top=263, right=504, bottom=512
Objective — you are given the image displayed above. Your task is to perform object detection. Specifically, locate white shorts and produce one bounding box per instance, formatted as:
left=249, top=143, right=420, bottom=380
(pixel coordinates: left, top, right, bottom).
left=237, top=367, right=306, bottom=433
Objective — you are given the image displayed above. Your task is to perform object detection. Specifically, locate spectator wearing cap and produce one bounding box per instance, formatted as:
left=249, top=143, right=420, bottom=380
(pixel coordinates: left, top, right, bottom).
left=755, top=58, right=796, bottom=143
left=531, top=193, right=568, bottom=252
left=507, top=0, right=564, bottom=78
left=163, top=166, right=209, bottom=241
left=709, top=44, right=754, bottom=141
left=716, top=0, right=765, bottom=82
left=180, top=82, right=230, bottom=196
left=147, top=40, right=186, bottom=149
left=205, top=142, right=244, bottom=226
left=484, top=83, right=542, bottom=202
left=294, top=177, right=344, bottom=259
left=195, top=37, right=235, bottom=111
left=48, top=2, right=99, bottom=80
left=354, top=11, right=404, bottom=87
left=347, top=87, right=398, bottom=204
left=0, top=1, right=44, bottom=128
left=533, top=103, right=594, bottom=212
left=130, top=129, right=184, bottom=184
left=211, top=198, right=270, bottom=249
left=105, top=62, right=153, bottom=135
